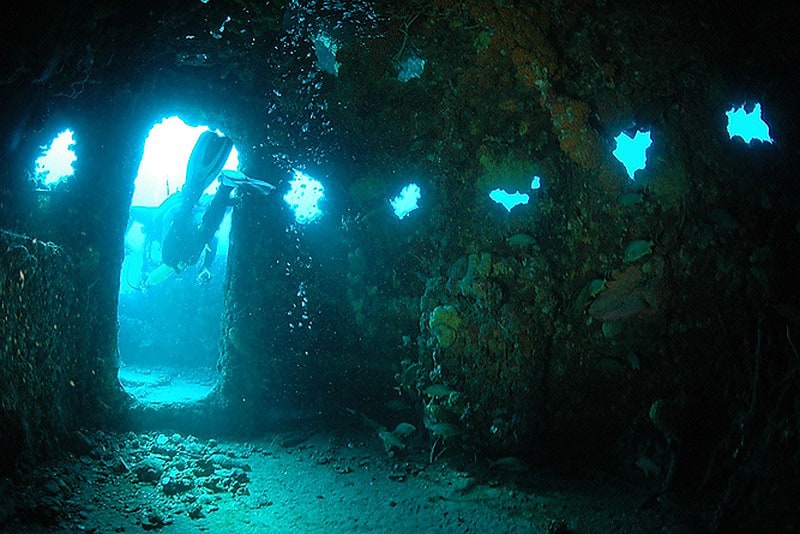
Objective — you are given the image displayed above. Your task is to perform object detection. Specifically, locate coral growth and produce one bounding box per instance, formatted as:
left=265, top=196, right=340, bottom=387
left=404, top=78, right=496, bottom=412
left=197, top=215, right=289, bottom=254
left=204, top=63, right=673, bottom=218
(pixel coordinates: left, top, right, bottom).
left=589, top=255, right=665, bottom=322
left=428, top=305, right=462, bottom=348
left=546, top=95, right=605, bottom=170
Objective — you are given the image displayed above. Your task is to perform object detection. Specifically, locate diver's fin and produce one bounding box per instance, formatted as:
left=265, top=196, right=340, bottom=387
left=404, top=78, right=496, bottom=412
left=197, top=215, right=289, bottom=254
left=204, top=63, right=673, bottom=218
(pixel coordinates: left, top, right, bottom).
left=184, top=131, right=234, bottom=205
left=220, top=169, right=276, bottom=195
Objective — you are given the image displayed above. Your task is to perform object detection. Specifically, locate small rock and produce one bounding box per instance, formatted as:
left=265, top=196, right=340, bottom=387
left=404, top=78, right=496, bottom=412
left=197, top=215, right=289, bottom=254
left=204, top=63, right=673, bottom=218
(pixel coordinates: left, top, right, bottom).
left=161, top=475, right=193, bottom=496
left=140, top=509, right=168, bottom=531
left=202, top=476, right=224, bottom=493
left=133, top=458, right=164, bottom=483
left=188, top=504, right=205, bottom=520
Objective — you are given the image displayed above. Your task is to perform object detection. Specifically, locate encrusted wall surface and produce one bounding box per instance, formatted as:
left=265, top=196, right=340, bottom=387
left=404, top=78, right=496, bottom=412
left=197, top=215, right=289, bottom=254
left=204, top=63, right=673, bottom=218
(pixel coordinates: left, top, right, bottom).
left=1, top=104, right=149, bottom=471
left=0, top=231, right=90, bottom=474
left=0, top=0, right=798, bottom=526
left=218, top=190, right=312, bottom=431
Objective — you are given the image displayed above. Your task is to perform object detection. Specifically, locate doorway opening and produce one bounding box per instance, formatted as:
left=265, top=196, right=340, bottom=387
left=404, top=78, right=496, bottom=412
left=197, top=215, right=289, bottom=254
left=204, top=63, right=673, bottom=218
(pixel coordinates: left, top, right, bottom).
left=118, top=116, right=237, bottom=406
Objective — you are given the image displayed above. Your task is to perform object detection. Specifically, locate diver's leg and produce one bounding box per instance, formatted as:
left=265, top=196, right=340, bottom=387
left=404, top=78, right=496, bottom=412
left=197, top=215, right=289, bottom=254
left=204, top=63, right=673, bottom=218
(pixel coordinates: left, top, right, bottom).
left=199, top=185, right=234, bottom=245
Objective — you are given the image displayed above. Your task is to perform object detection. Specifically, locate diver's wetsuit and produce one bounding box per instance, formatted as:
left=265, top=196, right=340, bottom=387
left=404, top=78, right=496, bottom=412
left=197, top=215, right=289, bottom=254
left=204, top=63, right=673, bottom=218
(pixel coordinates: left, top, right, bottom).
left=154, top=131, right=274, bottom=279
left=161, top=184, right=233, bottom=272
left=157, top=130, right=235, bottom=275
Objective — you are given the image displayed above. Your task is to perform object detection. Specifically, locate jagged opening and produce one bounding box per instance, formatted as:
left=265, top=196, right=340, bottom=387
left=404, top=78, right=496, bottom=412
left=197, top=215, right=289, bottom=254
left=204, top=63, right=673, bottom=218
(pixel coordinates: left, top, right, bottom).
left=33, top=129, right=77, bottom=189
left=118, top=116, right=237, bottom=407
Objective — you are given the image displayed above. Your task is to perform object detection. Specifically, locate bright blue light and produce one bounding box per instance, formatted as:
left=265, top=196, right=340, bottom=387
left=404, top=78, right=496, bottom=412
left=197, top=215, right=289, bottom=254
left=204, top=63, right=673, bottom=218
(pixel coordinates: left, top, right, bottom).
left=284, top=171, right=324, bottom=224
left=133, top=116, right=238, bottom=207
left=613, top=130, right=652, bottom=180
left=390, top=183, right=421, bottom=219
left=125, top=117, right=238, bottom=275
left=531, top=176, right=541, bottom=190
left=489, top=189, right=530, bottom=212
left=726, top=103, right=773, bottom=144
left=35, top=129, right=76, bottom=186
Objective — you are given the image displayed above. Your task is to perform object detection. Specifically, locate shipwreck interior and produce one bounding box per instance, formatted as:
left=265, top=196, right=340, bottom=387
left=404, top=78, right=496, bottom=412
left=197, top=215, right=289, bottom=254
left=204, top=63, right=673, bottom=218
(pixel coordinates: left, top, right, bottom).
left=116, top=117, right=237, bottom=406
left=1, top=0, right=799, bottom=531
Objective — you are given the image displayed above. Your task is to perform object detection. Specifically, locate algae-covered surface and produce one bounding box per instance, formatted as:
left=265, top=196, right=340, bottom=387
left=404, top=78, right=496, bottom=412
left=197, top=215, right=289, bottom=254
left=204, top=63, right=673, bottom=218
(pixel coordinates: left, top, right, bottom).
left=1, top=428, right=672, bottom=533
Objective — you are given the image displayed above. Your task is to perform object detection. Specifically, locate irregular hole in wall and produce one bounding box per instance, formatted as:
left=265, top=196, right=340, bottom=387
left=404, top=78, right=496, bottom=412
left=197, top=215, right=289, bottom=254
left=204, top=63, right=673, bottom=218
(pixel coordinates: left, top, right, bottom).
left=390, top=182, right=421, bottom=219
left=397, top=49, right=425, bottom=82
left=33, top=129, right=76, bottom=189
left=284, top=170, right=325, bottom=224
left=489, top=188, right=530, bottom=212
left=118, top=116, right=237, bottom=407
left=613, top=129, right=652, bottom=180
left=725, top=102, right=774, bottom=144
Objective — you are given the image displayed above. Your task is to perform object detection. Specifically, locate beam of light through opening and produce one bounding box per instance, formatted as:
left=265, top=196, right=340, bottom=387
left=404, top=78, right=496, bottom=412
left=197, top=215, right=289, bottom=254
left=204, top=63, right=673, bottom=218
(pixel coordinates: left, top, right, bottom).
left=397, top=52, right=425, bottom=82
left=489, top=189, right=530, bottom=212
left=390, top=183, right=421, bottom=219
left=284, top=171, right=324, bottom=224
left=123, top=116, right=238, bottom=284
left=132, top=116, right=238, bottom=208
left=34, top=129, right=77, bottom=187
left=613, top=130, right=652, bottom=180
left=726, top=103, right=773, bottom=144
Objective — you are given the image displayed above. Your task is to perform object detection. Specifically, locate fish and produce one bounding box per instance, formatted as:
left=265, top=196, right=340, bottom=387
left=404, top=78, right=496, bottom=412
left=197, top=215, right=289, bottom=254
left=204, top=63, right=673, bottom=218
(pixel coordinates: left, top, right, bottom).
left=378, top=430, right=405, bottom=452
left=426, top=422, right=461, bottom=439
left=392, top=423, right=416, bottom=436
left=622, top=240, right=653, bottom=263
left=635, top=456, right=660, bottom=478
left=398, top=363, right=421, bottom=389
left=489, top=456, right=529, bottom=473
left=424, top=384, right=456, bottom=398
left=506, top=233, right=536, bottom=247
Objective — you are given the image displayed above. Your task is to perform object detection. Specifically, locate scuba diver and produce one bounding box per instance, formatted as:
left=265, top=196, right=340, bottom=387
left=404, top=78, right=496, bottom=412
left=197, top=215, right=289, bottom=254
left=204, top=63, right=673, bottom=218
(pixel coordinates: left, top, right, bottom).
left=126, top=184, right=184, bottom=285
left=136, top=130, right=274, bottom=288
